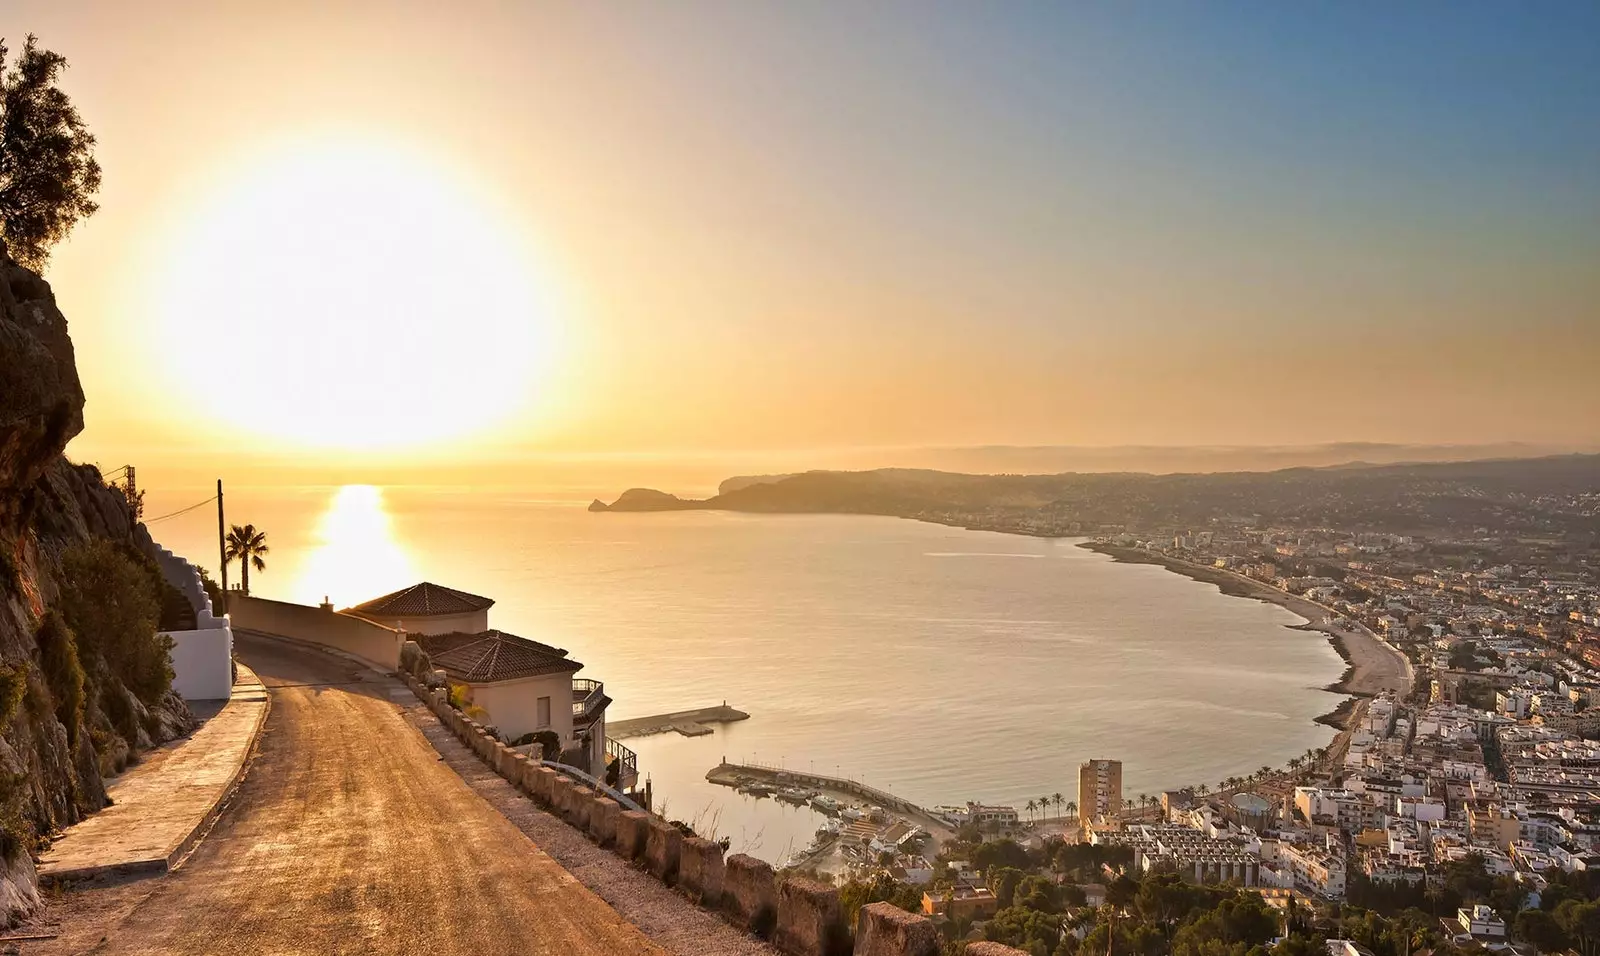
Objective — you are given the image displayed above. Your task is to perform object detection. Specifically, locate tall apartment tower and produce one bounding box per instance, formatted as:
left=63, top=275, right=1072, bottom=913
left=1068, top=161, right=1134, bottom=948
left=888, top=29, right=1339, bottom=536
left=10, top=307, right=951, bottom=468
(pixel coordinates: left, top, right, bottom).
left=1078, top=758, right=1123, bottom=826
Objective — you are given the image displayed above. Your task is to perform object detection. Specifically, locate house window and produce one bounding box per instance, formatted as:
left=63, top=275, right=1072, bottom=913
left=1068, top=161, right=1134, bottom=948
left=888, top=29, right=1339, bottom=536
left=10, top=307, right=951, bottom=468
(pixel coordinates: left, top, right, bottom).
left=537, top=696, right=551, bottom=729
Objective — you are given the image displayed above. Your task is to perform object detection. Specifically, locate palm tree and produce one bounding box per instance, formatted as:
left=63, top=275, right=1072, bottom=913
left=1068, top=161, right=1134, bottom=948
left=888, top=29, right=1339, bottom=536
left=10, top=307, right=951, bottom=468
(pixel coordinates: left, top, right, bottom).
left=1040, top=795, right=1052, bottom=821
left=225, top=523, right=270, bottom=595
left=1195, top=783, right=1209, bottom=796
left=1025, top=799, right=1037, bottom=823
left=1053, top=792, right=1064, bottom=819
left=1065, top=800, right=1077, bottom=820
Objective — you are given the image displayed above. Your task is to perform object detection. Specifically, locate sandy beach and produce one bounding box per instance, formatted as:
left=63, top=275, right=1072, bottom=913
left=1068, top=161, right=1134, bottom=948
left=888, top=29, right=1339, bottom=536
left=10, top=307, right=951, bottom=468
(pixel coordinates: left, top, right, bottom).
left=1079, top=543, right=1414, bottom=718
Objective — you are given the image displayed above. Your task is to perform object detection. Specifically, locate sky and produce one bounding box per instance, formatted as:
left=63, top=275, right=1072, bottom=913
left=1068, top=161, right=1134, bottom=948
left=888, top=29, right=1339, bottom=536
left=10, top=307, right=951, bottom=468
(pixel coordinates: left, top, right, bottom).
left=9, top=2, right=1600, bottom=490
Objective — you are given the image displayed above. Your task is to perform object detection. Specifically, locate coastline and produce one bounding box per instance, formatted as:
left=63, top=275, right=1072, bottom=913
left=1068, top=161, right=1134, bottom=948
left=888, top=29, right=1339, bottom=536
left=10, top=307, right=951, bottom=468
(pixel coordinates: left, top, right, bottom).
left=1077, top=542, right=1414, bottom=728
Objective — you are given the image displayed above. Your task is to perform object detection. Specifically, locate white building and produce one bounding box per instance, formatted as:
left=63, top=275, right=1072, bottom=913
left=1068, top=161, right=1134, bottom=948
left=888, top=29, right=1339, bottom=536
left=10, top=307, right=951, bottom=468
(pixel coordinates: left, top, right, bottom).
left=1458, top=904, right=1507, bottom=939
left=350, top=581, right=637, bottom=793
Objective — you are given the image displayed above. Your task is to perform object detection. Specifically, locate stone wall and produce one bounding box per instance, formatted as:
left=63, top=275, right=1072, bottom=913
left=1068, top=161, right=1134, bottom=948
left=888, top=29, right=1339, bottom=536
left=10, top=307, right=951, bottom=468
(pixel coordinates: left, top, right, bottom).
left=400, top=671, right=949, bottom=956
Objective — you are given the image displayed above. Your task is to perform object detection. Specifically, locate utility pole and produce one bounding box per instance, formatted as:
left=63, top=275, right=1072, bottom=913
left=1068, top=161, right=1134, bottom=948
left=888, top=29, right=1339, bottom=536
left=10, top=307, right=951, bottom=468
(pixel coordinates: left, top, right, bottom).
left=217, top=479, right=228, bottom=614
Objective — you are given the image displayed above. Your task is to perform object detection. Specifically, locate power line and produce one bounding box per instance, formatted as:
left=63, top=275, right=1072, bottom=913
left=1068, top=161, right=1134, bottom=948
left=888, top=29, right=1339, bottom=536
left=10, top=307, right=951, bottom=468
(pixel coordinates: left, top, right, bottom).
left=145, top=495, right=217, bottom=524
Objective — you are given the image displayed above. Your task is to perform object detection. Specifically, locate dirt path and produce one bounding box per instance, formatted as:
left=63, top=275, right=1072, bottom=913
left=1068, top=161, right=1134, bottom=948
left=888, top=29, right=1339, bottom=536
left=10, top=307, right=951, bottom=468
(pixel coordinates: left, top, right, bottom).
left=28, top=633, right=668, bottom=955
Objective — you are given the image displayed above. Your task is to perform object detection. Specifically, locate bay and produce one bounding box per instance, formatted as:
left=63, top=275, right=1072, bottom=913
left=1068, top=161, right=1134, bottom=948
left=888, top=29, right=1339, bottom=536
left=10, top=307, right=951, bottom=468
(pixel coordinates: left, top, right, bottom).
left=146, top=484, right=1346, bottom=863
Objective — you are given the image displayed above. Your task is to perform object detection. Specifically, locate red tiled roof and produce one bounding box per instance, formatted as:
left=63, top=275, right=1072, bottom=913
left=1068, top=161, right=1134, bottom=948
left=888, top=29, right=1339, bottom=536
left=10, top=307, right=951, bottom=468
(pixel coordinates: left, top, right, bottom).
left=416, top=630, right=581, bottom=684
left=345, top=582, right=495, bottom=618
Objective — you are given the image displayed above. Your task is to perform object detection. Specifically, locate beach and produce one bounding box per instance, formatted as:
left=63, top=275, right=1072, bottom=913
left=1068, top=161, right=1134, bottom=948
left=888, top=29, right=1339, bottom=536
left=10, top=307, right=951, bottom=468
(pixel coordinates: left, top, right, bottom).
left=1078, top=543, right=1414, bottom=710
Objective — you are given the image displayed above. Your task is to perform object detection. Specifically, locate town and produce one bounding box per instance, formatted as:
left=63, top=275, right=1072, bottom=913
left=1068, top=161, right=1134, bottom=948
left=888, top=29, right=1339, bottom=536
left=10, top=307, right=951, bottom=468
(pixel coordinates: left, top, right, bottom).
left=764, top=511, right=1600, bottom=955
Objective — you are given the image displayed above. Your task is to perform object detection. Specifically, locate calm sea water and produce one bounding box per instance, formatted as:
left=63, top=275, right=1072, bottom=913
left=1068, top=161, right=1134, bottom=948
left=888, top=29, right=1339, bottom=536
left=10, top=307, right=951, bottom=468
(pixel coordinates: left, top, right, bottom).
left=147, top=485, right=1345, bottom=863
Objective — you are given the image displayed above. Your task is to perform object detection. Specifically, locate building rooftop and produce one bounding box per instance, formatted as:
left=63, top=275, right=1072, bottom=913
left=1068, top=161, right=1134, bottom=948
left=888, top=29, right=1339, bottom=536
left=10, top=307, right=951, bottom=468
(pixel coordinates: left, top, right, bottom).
left=417, top=630, right=581, bottom=684
left=346, top=582, right=496, bottom=619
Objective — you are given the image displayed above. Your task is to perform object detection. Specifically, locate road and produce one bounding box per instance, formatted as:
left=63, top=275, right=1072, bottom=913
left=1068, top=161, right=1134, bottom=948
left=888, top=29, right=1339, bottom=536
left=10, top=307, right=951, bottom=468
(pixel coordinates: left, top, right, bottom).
left=49, top=632, right=665, bottom=955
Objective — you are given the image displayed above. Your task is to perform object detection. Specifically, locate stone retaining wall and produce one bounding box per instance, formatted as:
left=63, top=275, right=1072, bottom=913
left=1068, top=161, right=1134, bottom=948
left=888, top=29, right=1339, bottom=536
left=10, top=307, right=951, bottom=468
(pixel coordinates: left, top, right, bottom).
left=400, top=671, right=946, bottom=956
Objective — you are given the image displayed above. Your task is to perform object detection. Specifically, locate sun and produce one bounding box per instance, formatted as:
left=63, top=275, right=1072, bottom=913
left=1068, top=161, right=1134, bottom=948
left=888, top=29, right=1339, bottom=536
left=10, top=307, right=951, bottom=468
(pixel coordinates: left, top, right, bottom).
left=154, top=138, right=562, bottom=450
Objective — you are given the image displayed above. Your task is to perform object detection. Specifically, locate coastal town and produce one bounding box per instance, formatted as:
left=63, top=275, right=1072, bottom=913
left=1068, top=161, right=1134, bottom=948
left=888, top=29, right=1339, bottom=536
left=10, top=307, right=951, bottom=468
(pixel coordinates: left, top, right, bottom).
left=688, top=510, right=1596, bottom=954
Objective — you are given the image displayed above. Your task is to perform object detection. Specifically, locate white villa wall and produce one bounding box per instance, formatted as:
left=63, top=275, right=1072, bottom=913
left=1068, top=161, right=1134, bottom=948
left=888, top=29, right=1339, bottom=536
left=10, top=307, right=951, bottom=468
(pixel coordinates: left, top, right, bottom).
left=228, top=594, right=403, bottom=669
left=466, top=673, right=573, bottom=743
left=152, top=545, right=234, bottom=700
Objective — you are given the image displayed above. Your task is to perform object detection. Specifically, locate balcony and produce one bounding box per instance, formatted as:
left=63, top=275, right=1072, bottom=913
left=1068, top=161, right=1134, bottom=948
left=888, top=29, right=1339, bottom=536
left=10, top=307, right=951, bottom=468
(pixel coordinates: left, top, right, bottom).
left=573, top=679, right=607, bottom=721
left=607, top=736, right=639, bottom=791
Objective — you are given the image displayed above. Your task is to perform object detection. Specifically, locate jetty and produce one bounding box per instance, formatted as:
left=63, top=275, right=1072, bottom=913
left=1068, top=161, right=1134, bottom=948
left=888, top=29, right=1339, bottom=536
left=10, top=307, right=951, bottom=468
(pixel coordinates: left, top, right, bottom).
left=707, top=761, right=935, bottom=821
left=608, top=704, right=749, bottom=740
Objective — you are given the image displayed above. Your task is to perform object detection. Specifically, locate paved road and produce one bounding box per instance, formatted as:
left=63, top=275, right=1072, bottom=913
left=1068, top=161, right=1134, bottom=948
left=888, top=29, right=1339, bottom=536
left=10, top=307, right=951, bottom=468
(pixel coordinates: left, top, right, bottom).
left=83, top=632, right=665, bottom=955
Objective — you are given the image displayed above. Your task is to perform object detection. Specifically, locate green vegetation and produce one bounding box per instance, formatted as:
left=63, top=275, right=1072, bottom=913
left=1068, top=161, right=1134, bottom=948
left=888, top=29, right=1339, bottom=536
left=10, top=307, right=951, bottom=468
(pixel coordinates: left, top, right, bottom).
left=0, top=662, right=26, bottom=732
left=224, top=523, right=270, bottom=596
left=35, top=610, right=84, bottom=746
left=848, top=836, right=1600, bottom=956
left=836, top=871, right=923, bottom=926
left=59, top=539, right=173, bottom=705
left=0, top=35, right=101, bottom=270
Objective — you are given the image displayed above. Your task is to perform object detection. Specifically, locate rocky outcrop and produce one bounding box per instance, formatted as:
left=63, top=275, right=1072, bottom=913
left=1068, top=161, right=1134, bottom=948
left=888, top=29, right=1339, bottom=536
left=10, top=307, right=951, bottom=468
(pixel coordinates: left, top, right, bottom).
left=593, top=488, right=702, bottom=512
left=0, top=239, right=194, bottom=925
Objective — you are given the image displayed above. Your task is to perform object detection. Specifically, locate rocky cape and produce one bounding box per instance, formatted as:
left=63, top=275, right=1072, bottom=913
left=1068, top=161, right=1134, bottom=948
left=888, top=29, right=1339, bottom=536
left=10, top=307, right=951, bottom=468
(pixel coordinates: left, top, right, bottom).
left=0, top=240, right=195, bottom=923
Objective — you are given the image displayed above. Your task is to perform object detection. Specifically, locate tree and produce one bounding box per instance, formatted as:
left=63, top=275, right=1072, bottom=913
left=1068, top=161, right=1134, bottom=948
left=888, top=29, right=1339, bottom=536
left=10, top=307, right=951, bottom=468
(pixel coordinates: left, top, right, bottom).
left=1516, top=908, right=1567, bottom=953
left=1027, top=799, right=1037, bottom=823
left=0, top=35, right=100, bottom=270
left=1054, top=792, right=1065, bottom=818
left=1555, top=900, right=1600, bottom=956
left=225, top=524, right=270, bottom=595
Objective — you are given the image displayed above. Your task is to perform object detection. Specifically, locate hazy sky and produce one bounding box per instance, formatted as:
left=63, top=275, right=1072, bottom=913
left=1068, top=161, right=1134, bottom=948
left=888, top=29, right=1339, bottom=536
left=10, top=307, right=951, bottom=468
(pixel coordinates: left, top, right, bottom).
left=12, top=2, right=1600, bottom=481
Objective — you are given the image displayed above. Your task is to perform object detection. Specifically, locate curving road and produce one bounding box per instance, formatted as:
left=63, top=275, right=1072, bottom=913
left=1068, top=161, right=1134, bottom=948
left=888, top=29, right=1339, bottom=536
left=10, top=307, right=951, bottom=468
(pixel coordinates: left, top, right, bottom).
left=87, top=632, right=665, bottom=955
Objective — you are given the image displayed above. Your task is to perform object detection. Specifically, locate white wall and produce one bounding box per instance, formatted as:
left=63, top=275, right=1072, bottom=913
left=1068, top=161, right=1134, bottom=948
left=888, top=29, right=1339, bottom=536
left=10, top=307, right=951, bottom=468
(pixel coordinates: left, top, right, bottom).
left=467, top=673, right=573, bottom=743
left=168, top=628, right=234, bottom=700
left=152, top=544, right=234, bottom=700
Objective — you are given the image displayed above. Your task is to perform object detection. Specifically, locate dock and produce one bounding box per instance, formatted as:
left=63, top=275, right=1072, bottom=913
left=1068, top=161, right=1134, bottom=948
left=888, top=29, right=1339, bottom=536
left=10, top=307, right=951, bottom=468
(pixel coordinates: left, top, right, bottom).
left=706, top=761, right=934, bottom=820
left=608, top=704, right=750, bottom=740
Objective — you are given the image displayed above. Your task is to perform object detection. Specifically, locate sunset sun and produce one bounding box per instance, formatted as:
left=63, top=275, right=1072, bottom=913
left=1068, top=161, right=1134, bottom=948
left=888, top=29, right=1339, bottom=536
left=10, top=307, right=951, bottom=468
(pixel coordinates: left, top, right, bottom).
left=154, top=138, right=562, bottom=450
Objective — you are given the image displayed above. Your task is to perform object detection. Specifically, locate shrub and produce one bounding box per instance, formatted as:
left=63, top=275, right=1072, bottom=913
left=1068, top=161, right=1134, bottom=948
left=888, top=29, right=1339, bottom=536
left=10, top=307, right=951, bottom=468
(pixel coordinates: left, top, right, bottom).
left=35, top=611, right=85, bottom=745
left=58, top=539, right=171, bottom=704
left=0, top=663, right=26, bottom=731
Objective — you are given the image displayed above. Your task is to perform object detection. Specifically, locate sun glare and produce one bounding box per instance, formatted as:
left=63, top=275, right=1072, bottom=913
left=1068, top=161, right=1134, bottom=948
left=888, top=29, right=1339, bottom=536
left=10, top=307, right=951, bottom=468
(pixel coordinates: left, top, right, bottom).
left=154, top=139, right=562, bottom=450
left=291, top=485, right=417, bottom=607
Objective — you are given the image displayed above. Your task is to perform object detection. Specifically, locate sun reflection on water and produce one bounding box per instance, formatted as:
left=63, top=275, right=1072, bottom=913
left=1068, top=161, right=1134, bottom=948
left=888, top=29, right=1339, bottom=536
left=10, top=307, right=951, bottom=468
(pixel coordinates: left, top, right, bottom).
left=292, top=485, right=417, bottom=607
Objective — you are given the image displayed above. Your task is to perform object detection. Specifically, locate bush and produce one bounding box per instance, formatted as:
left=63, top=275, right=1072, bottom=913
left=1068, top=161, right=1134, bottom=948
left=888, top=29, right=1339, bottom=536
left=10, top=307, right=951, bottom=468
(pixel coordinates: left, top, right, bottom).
left=35, top=611, right=85, bottom=745
left=0, top=663, right=26, bottom=731
left=58, top=539, right=171, bottom=704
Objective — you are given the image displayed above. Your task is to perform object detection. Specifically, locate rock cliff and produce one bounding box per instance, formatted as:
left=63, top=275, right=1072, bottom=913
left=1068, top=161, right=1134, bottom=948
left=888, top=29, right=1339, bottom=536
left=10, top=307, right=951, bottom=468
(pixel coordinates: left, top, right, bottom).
left=0, top=239, right=194, bottom=923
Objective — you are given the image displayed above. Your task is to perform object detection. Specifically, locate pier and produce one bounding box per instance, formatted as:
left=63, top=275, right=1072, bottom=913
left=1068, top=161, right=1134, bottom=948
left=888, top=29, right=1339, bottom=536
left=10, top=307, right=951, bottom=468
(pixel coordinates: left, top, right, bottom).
left=706, top=761, right=935, bottom=820
left=607, top=704, right=750, bottom=740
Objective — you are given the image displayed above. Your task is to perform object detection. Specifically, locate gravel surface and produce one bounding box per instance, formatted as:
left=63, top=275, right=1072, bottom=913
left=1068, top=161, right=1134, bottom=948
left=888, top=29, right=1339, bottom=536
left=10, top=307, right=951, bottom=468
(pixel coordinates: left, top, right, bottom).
left=28, top=634, right=677, bottom=955
left=403, top=699, right=778, bottom=956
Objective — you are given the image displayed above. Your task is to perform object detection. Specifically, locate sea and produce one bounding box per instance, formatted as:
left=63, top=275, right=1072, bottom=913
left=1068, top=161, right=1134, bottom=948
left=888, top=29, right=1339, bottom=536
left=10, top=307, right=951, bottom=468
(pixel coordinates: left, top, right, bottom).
left=145, top=484, right=1346, bottom=864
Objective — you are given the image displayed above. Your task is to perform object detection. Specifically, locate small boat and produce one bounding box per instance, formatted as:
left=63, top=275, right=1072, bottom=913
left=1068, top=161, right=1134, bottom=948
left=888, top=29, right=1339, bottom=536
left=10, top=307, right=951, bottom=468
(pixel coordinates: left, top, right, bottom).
left=811, top=795, right=840, bottom=815
left=839, top=806, right=865, bottom=821
left=776, top=787, right=815, bottom=805
left=739, top=782, right=774, bottom=797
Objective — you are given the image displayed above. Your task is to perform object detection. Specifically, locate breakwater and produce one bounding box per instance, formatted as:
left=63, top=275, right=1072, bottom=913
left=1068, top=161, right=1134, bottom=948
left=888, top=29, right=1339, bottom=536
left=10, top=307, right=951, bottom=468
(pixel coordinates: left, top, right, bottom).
left=610, top=704, right=750, bottom=740
left=707, top=761, right=931, bottom=818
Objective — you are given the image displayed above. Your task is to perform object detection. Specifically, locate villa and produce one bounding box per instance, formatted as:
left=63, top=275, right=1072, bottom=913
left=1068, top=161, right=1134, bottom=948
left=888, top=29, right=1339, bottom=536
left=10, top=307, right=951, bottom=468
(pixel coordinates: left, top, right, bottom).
left=345, top=582, right=637, bottom=791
